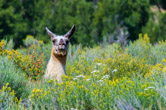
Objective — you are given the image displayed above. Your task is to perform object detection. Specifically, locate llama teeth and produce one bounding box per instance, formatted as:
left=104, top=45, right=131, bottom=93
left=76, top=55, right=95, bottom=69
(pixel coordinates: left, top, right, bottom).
left=62, top=45, right=65, bottom=49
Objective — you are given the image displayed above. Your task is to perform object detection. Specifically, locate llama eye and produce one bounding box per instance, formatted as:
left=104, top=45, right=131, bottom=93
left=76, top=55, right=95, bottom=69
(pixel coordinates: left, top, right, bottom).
left=52, top=39, right=57, bottom=43
left=66, top=40, right=69, bottom=44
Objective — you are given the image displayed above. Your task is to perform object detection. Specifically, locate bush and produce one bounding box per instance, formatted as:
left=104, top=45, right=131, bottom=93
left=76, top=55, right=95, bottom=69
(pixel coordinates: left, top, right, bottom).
left=0, top=56, right=30, bottom=98
left=127, top=33, right=166, bottom=64
left=0, top=83, right=24, bottom=109
left=3, top=39, right=15, bottom=50
left=23, top=35, right=44, bottom=48
left=143, top=12, right=166, bottom=43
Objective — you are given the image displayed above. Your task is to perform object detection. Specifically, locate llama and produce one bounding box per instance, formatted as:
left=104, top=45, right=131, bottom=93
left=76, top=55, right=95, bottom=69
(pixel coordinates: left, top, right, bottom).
left=44, top=25, right=75, bottom=82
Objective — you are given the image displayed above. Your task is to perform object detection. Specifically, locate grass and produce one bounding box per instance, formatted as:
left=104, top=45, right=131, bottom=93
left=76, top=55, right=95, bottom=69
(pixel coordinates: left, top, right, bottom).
left=0, top=34, right=166, bottom=109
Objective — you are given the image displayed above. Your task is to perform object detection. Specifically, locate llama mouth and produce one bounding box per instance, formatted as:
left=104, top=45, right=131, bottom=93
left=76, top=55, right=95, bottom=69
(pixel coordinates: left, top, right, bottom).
left=55, top=49, right=66, bottom=56
left=58, top=45, right=65, bottom=50
left=59, top=51, right=66, bottom=56
left=59, top=49, right=65, bottom=52
left=55, top=48, right=65, bottom=52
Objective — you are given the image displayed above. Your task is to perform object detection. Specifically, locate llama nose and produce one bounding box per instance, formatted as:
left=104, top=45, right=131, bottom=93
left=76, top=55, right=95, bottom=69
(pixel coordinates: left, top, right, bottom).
left=59, top=39, right=65, bottom=45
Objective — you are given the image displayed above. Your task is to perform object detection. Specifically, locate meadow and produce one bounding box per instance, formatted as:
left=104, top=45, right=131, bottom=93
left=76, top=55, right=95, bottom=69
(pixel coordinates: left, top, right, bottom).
left=0, top=34, right=166, bottom=110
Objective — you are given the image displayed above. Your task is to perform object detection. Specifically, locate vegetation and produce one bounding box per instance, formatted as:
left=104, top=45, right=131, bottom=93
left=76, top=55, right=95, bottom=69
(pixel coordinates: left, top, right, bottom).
left=0, top=0, right=166, bottom=48
left=0, top=34, right=166, bottom=109
left=1, top=0, right=166, bottom=109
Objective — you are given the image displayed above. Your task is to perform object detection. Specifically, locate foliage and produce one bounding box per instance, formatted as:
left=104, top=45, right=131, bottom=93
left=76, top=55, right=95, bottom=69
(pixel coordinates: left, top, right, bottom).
left=0, top=34, right=166, bottom=109
left=2, top=0, right=166, bottom=47
left=0, top=0, right=27, bottom=48
left=150, top=0, right=166, bottom=9
left=0, top=83, right=23, bottom=109
left=0, top=40, right=45, bottom=81
left=23, top=35, right=43, bottom=48
left=127, top=33, right=166, bottom=64
left=142, top=11, right=166, bottom=43
left=24, top=49, right=45, bottom=80
left=92, top=0, right=150, bottom=41
left=0, top=56, right=30, bottom=98
left=3, top=39, right=14, bottom=50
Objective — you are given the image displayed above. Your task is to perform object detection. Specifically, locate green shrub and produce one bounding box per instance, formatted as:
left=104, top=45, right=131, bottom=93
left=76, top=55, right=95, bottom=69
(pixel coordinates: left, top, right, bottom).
left=0, top=83, right=24, bottom=109
left=0, top=56, right=30, bottom=98
left=143, top=12, right=166, bottom=43
left=126, top=33, right=166, bottom=64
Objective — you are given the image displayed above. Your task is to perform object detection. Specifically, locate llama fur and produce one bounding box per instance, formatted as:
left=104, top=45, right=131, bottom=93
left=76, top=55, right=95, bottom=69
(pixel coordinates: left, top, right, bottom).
left=44, top=46, right=66, bottom=82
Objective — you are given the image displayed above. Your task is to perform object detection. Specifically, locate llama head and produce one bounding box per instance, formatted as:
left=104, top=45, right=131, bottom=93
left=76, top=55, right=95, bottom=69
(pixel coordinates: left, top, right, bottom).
left=46, top=25, right=75, bottom=56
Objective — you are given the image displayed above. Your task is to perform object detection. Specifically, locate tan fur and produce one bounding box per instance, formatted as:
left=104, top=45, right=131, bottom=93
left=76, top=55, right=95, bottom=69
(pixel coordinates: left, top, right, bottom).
left=44, top=46, right=67, bottom=82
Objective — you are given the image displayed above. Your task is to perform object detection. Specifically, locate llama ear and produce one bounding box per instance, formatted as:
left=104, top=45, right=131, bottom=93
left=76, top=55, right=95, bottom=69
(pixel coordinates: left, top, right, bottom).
left=65, top=25, right=75, bottom=39
left=46, top=27, right=56, bottom=39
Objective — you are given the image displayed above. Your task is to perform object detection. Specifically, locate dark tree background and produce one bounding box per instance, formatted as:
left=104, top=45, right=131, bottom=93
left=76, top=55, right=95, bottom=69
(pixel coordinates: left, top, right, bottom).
left=0, top=0, right=166, bottom=48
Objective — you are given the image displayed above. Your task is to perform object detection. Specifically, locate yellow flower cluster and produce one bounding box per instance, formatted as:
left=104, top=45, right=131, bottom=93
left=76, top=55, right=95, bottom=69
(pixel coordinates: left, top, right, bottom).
left=30, top=87, right=51, bottom=101
left=0, top=40, right=6, bottom=54
left=32, top=88, right=43, bottom=98
left=0, top=83, right=21, bottom=104
left=162, top=58, right=166, bottom=63
left=0, top=40, right=45, bottom=80
left=0, top=40, right=30, bottom=69
left=145, top=63, right=164, bottom=77
left=143, top=33, right=150, bottom=43
left=138, top=33, right=150, bottom=43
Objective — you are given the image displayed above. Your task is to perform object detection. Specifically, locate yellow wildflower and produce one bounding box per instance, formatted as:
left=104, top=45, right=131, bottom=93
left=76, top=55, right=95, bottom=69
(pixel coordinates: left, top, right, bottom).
left=143, top=33, right=150, bottom=43
left=162, top=58, right=166, bottom=63
left=6, top=82, right=9, bottom=86
left=8, top=87, right=11, bottom=91
left=10, top=90, right=15, bottom=96
left=156, top=63, right=163, bottom=68
left=48, top=79, right=54, bottom=83
left=15, top=97, right=18, bottom=102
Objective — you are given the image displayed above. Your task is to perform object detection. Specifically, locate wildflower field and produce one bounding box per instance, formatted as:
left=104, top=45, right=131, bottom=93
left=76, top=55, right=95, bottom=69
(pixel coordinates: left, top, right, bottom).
left=0, top=34, right=166, bottom=109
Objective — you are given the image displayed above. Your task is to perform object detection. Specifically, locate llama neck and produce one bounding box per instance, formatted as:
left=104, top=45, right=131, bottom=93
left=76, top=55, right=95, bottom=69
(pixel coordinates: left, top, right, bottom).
left=44, top=47, right=67, bottom=82
left=51, top=47, right=67, bottom=70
